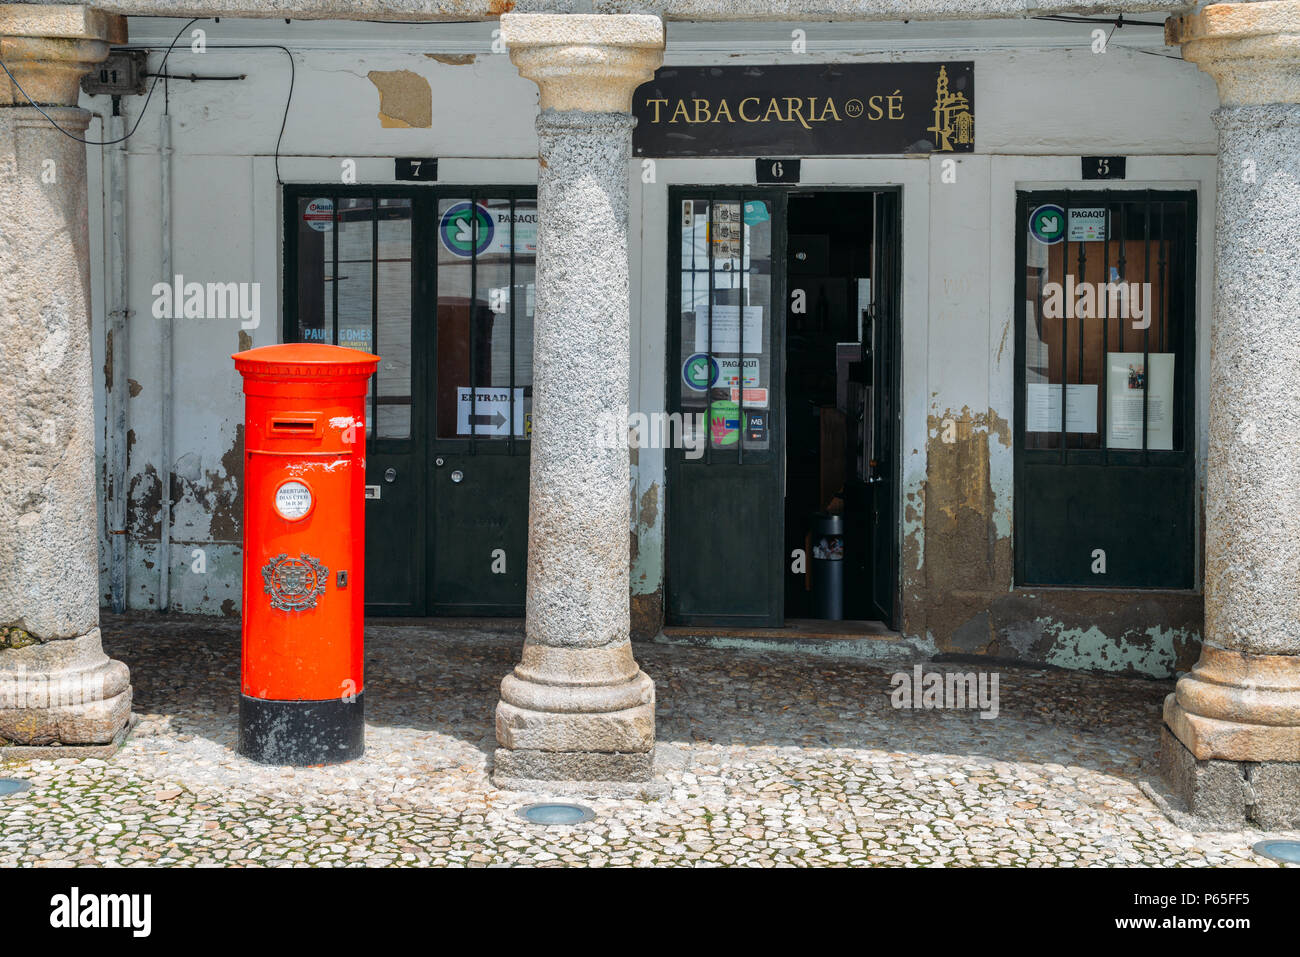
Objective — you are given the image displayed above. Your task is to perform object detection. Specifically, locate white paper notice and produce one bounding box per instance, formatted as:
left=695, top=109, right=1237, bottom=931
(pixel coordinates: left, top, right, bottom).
left=695, top=305, right=764, bottom=354
left=456, top=386, right=527, bottom=437
left=1026, top=382, right=1099, bottom=433
left=1107, top=352, right=1174, bottom=450
left=1067, top=207, right=1108, bottom=242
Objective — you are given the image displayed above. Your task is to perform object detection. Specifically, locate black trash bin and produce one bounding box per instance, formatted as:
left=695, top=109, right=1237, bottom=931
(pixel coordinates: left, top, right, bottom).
left=811, top=512, right=845, bottom=620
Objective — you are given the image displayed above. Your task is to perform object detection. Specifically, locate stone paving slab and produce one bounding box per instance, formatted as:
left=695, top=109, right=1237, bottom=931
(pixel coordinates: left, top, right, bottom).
left=0, top=613, right=1293, bottom=867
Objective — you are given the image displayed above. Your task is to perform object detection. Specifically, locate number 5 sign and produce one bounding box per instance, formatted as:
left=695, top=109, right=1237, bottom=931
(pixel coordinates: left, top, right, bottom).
left=1082, top=156, right=1126, bottom=180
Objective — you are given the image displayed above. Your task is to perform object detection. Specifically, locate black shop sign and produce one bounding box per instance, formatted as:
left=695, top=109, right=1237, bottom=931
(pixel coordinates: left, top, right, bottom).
left=633, top=62, right=974, bottom=157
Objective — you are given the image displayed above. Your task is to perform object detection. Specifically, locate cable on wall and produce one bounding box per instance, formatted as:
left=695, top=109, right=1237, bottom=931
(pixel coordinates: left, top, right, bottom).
left=0, top=21, right=297, bottom=183
left=0, top=17, right=200, bottom=146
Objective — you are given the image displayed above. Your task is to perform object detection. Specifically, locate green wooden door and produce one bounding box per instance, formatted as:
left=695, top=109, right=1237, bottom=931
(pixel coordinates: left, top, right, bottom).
left=285, top=188, right=427, bottom=614
left=1014, top=190, right=1197, bottom=588
left=666, top=190, right=785, bottom=626
left=427, top=192, right=534, bottom=615
left=285, top=186, right=534, bottom=616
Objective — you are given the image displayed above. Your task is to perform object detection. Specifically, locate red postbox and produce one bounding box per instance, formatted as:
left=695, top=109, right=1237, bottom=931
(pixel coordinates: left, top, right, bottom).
left=233, top=344, right=379, bottom=765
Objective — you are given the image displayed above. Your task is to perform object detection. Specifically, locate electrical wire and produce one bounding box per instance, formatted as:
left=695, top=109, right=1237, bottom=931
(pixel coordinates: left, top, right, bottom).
left=357, top=18, right=484, bottom=25
left=0, top=20, right=297, bottom=183
left=120, top=40, right=295, bottom=184
left=1133, top=48, right=1190, bottom=62
left=1031, top=14, right=1187, bottom=62
left=197, top=44, right=296, bottom=185
left=0, top=17, right=200, bottom=146
left=1032, top=14, right=1167, bottom=28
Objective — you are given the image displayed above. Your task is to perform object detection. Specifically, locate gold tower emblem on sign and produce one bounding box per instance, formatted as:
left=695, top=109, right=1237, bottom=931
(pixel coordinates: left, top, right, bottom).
left=928, top=65, right=974, bottom=152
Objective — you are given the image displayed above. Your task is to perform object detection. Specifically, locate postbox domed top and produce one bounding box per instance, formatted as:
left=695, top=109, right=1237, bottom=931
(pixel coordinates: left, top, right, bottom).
left=233, top=343, right=381, bottom=379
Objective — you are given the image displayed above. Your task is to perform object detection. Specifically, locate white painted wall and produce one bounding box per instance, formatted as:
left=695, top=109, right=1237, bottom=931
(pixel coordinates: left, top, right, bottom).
left=84, top=16, right=1219, bottom=617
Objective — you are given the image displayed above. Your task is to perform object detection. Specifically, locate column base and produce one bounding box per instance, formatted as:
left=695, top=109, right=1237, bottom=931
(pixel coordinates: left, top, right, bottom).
left=1162, top=645, right=1300, bottom=762
left=0, top=715, right=135, bottom=762
left=496, top=695, right=654, bottom=753
left=493, top=640, right=656, bottom=786
left=1159, top=724, right=1300, bottom=829
left=493, top=747, right=656, bottom=787
left=494, top=693, right=655, bottom=787
left=0, top=630, right=132, bottom=747
left=1164, top=694, right=1300, bottom=762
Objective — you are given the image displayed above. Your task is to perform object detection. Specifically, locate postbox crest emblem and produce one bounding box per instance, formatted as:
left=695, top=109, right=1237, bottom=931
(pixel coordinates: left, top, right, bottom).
left=262, top=552, right=328, bottom=612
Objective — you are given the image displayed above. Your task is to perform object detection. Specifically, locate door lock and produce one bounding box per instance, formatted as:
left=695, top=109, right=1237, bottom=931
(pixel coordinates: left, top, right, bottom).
left=435, top=457, right=445, bottom=467
left=384, top=468, right=397, bottom=483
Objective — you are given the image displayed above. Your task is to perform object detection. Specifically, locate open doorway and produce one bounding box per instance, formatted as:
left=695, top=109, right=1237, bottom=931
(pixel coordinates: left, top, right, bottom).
left=785, top=191, right=899, bottom=627
left=665, top=187, right=900, bottom=631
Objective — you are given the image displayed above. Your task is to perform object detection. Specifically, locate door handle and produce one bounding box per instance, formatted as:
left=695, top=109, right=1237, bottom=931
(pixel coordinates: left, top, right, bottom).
left=450, top=470, right=464, bottom=484
left=384, top=468, right=397, bottom=483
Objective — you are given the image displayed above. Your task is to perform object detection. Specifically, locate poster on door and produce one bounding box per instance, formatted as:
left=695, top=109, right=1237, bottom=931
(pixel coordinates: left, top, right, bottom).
left=1106, top=352, right=1174, bottom=450
left=456, top=387, right=528, bottom=437
left=695, top=305, right=763, bottom=354
left=1025, top=382, right=1098, bottom=433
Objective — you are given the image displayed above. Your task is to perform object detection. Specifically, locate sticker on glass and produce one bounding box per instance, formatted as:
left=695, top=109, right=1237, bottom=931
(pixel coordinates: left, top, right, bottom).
left=303, top=198, right=334, bottom=233
left=1028, top=204, right=1065, bottom=245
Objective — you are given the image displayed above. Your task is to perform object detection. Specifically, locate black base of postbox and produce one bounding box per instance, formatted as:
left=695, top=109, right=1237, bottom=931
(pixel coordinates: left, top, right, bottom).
left=239, top=692, right=364, bottom=765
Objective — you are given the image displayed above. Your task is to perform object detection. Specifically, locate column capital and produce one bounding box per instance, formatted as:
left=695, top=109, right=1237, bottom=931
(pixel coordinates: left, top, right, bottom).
left=0, top=4, right=126, bottom=107
left=1167, top=0, right=1300, bottom=106
left=501, top=13, right=664, bottom=113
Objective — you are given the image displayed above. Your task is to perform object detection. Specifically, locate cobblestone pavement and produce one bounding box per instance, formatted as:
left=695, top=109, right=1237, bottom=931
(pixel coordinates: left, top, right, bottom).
left=1, top=614, right=1294, bottom=867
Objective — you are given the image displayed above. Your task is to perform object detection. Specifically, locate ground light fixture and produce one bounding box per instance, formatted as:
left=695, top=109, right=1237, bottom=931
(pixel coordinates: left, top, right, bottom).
left=1252, top=840, right=1300, bottom=865
left=0, top=778, right=31, bottom=797
left=516, top=803, right=596, bottom=826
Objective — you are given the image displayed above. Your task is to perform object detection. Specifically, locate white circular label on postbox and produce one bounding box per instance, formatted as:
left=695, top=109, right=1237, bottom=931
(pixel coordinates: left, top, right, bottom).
left=274, top=480, right=313, bottom=521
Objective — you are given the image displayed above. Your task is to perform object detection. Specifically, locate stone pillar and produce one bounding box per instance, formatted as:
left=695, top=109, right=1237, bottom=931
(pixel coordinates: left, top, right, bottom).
left=1161, top=2, right=1300, bottom=828
left=0, top=5, right=132, bottom=751
left=492, top=13, right=663, bottom=788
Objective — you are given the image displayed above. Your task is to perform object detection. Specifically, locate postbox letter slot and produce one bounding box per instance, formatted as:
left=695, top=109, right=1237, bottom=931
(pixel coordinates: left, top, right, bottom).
left=269, top=415, right=321, bottom=436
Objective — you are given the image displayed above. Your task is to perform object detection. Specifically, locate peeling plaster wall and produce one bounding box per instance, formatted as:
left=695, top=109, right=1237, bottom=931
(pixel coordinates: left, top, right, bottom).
left=367, top=69, right=433, bottom=128
left=85, top=18, right=1216, bottom=673
left=86, top=19, right=541, bottom=616
left=903, top=148, right=1215, bottom=677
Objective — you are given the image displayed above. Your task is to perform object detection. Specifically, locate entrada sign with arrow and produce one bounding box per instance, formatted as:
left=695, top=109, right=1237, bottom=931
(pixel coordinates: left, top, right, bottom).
left=455, top=386, right=527, bottom=437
